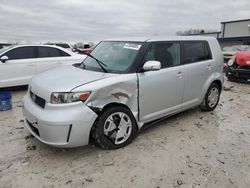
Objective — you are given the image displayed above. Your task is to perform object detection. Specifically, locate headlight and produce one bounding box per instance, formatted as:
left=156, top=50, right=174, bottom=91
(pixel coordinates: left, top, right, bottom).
left=228, top=59, right=234, bottom=66
left=50, top=92, right=91, bottom=104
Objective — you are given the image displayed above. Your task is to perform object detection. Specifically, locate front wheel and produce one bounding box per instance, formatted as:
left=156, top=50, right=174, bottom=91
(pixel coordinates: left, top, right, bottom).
left=91, top=106, right=138, bottom=149
left=200, top=83, right=221, bottom=111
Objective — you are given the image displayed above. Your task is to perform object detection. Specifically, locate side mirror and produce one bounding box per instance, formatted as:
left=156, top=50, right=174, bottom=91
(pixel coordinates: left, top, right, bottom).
left=143, top=61, right=161, bottom=71
left=0, top=56, right=9, bottom=63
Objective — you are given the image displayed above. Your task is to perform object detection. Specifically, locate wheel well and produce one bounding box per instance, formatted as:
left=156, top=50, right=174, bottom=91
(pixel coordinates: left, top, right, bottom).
left=212, top=80, right=222, bottom=91
left=102, top=102, right=132, bottom=113
left=88, top=102, right=136, bottom=144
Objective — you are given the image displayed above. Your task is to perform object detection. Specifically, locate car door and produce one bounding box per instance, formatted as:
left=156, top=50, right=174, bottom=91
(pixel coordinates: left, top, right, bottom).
left=36, top=46, right=71, bottom=73
left=138, top=42, right=185, bottom=123
left=0, top=46, right=36, bottom=87
left=181, top=41, right=213, bottom=107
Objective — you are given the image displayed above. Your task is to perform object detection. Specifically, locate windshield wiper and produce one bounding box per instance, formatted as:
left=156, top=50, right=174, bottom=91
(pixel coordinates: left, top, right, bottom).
left=83, top=53, right=108, bottom=73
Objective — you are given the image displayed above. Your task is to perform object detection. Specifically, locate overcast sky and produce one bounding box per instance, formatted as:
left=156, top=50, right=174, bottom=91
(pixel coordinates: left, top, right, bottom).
left=0, top=0, right=249, bottom=43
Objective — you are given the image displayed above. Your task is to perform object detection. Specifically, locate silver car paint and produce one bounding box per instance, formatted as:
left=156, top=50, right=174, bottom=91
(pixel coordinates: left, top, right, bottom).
left=22, top=36, right=223, bottom=147
left=23, top=94, right=98, bottom=147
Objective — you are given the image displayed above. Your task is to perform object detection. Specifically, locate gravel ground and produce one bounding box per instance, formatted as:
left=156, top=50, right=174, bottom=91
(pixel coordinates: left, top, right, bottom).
left=0, top=80, right=250, bottom=188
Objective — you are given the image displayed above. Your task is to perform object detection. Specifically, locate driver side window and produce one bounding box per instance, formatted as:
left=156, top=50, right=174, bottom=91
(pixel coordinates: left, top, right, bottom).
left=145, top=42, right=180, bottom=69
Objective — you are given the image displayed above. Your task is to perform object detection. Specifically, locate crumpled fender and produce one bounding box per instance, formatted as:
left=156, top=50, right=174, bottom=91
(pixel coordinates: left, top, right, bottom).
left=72, top=74, right=143, bottom=128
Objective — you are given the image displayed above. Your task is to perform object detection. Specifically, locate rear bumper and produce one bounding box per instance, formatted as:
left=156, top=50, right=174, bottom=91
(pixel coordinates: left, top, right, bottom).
left=22, top=94, right=98, bottom=148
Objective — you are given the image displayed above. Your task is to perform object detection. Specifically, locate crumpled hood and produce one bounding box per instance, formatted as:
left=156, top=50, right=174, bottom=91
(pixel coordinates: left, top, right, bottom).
left=30, top=65, right=110, bottom=101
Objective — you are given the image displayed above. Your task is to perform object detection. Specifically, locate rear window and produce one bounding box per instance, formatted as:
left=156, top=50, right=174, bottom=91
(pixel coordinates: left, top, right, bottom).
left=183, top=42, right=211, bottom=64
left=38, top=47, right=70, bottom=58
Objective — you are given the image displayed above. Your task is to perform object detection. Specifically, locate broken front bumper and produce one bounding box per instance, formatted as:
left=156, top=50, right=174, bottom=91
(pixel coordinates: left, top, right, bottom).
left=22, top=94, right=98, bottom=148
left=226, top=66, right=250, bottom=82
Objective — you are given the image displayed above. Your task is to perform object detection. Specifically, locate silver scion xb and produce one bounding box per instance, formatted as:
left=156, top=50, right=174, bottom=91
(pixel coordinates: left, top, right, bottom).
left=22, top=36, right=223, bottom=149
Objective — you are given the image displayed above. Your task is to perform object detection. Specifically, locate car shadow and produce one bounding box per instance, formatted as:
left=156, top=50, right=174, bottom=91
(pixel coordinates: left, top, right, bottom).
left=138, top=107, right=199, bottom=134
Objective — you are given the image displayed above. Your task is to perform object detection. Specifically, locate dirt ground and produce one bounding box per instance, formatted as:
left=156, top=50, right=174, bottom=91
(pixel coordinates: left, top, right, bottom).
left=0, top=80, right=249, bottom=188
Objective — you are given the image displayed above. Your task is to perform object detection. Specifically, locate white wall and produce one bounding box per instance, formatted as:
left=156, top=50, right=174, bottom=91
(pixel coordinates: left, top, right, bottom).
left=223, top=20, right=250, bottom=38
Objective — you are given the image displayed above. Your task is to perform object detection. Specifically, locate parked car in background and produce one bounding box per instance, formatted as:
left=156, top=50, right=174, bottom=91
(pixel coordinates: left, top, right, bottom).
left=22, top=36, right=223, bottom=149
left=45, top=43, right=72, bottom=51
left=0, top=44, right=86, bottom=88
left=226, top=51, right=250, bottom=82
left=223, top=45, right=250, bottom=63
left=0, top=43, right=12, bottom=49
left=74, top=43, right=95, bottom=54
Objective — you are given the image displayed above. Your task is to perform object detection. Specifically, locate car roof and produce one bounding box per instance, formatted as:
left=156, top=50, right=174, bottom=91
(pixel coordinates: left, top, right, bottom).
left=104, top=36, right=215, bottom=42
left=0, top=44, right=75, bottom=55
left=9, top=44, right=66, bottom=48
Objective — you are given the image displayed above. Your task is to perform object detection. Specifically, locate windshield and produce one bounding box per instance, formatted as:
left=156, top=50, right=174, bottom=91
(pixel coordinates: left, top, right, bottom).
left=81, top=41, right=142, bottom=73
left=223, top=45, right=250, bottom=52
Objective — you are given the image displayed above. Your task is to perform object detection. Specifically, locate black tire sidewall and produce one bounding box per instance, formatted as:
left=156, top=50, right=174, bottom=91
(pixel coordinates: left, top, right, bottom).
left=201, top=83, right=221, bottom=111
left=94, top=106, right=137, bottom=149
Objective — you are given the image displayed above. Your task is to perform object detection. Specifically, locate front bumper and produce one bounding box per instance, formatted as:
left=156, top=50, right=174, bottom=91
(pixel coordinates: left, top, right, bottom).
left=226, top=66, right=250, bottom=81
left=22, top=94, right=98, bottom=148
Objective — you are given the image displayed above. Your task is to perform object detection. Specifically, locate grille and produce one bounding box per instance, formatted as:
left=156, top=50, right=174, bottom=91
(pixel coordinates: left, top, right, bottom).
left=26, top=119, right=40, bottom=136
left=238, top=72, right=250, bottom=79
left=30, top=90, right=46, bottom=108
left=239, top=66, right=250, bottom=70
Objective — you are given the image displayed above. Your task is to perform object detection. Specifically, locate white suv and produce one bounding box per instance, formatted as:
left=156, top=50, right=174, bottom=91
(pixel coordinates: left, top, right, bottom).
left=0, top=44, right=86, bottom=88
left=22, top=36, right=223, bottom=149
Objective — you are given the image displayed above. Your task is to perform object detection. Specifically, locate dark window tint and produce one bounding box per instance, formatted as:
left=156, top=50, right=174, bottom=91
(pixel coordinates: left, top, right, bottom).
left=145, top=42, right=181, bottom=69
left=59, top=50, right=70, bottom=57
left=38, top=47, right=69, bottom=58
left=4, top=47, right=35, bottom=60
left=183, top=42, right=211, bottom=64
left=83, top=44, right=90, bottom=48
left=55, top=43, right=70, bottom=48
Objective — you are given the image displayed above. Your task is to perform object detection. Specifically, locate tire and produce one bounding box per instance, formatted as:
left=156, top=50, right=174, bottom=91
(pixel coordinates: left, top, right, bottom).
left=91, top=106, right=138, bottom=149
left=200, top=83, right=221, bottom=112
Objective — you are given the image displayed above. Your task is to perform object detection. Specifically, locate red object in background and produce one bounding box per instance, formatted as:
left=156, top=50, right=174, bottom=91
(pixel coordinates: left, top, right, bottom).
left=81, top=48, right=93, bottom=54
left=235, top=52, right=250, bottom=66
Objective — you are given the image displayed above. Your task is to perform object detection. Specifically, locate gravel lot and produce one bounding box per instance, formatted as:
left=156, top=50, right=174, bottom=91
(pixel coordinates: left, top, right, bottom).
left=0, top=80, right=250, bottom=188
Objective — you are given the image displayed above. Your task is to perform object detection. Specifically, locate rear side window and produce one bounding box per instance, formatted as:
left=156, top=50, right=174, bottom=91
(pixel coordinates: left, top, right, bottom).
left=4, top=47, right=35, bottom=60
left=59, top=50, right=71, bottom=57
left=145, top=42, right=181, bottom=69
left=183, top=42, right=211, bottom=64
left=38, top=47, right=70, bottom=58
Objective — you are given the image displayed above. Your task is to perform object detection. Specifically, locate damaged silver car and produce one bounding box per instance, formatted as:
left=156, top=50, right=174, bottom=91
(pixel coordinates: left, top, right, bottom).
left=22, top=36, right=223, bottom=149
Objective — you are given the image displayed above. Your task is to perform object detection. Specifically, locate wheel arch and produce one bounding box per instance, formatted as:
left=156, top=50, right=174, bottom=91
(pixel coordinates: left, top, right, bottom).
left=201, top=73, right=223, bottom=102
left=88, top=102, right=139, bottom=144
left=212, top=79, right=222, bottom=91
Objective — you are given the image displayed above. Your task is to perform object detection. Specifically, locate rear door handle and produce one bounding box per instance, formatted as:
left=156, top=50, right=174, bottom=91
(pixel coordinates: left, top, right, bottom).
left=176, top=71, right=184, bottom=78
left=206, top=64, right=212, bottom=70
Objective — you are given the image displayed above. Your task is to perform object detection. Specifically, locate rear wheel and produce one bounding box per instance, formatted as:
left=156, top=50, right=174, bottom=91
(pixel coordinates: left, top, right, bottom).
left=200, top=83, right=221, bottom=111
left=92, top=106, right=137, bottom=149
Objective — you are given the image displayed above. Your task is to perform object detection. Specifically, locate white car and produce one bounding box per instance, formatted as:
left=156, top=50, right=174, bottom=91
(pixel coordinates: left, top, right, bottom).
left=0, top=44, right=86, bottom=88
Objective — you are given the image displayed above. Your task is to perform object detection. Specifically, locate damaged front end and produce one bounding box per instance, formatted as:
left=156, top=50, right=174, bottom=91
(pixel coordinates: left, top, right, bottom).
left=72, top=73, right=143, bottom=128
left=226, top=52, right=250, bottom=83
